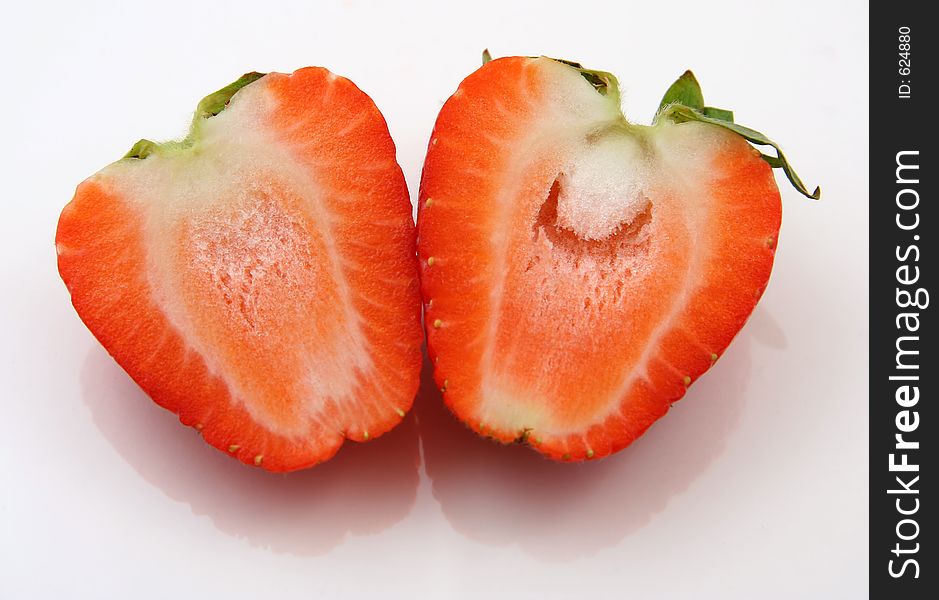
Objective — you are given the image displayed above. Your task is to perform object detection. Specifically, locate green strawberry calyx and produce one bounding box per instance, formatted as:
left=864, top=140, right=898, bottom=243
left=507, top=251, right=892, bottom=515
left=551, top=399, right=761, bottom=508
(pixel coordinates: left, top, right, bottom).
left=655, top=70, right=820, bottom=200
left=549, top=58, right=621, bottom=107
left=484, top=51, right=622, bottom=109
left=483, top=53, right=817, bottom=200
left=124, top=71, right=266, bottom=160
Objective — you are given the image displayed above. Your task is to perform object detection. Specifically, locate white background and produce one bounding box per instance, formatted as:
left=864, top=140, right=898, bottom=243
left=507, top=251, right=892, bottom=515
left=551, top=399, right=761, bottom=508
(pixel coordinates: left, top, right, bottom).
left=0, top=1, right=868, bottom=598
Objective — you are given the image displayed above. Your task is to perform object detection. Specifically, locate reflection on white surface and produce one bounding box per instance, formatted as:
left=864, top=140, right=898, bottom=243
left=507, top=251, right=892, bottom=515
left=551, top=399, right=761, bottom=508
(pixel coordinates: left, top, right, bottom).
left=82, top=348, right=421, bottom=555
left=80, top=309, right=781, bottom=560
left=418, top=327, right=756, bottom=560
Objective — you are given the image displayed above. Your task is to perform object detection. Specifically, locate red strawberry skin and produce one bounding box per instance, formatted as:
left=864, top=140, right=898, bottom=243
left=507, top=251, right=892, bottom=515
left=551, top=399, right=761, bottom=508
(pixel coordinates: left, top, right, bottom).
left=418, top=57, right=782, bottom=461
left=56, top=68, right=423, bottom=472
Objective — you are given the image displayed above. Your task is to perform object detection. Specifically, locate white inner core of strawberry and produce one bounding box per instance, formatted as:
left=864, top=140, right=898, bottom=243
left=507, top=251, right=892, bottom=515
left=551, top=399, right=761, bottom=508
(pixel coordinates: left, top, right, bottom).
left=555, top=134, right=652, bottom=241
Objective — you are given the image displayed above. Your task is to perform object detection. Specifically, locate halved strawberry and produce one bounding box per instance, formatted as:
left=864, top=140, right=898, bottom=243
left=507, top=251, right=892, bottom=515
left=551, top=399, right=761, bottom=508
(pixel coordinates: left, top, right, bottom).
left=418, top=55, right=818, bottom=461
left=57, top=68, right=423, bottom=472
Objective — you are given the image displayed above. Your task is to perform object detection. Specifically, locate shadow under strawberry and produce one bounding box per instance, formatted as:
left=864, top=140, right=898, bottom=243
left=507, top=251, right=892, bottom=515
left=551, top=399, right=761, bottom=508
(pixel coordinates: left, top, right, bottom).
left=415, top=322, right=758, bottom=561
left=80, top=345, right=421, bottom=556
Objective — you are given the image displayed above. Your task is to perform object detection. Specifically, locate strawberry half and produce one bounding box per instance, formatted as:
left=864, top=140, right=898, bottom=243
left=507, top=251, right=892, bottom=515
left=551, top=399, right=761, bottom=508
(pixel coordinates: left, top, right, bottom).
left=57, top=68, right=423, bottom=472
left=418, top=55, right=818, bottom=461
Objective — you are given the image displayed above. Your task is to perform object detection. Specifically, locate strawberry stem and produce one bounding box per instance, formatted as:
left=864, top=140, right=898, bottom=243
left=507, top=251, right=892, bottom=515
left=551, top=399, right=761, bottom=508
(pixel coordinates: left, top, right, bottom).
left=123, top=72, right=266, bottom=160
left=191, top=71, right=266, bottom=130
left=656, top=70, right=820, bottom=200
left=123, top=139, right=159, bottom=160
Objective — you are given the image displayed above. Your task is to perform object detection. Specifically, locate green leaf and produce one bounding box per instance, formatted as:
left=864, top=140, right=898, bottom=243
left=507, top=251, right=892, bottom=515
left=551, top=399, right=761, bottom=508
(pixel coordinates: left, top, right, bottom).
left=124, top=138, right=159, bottom=159
left=656, top=71, right=819, bottom=199
left=186, top=71, right=266, bottom=144
left=578, top=68, right=619, bottom=98
left=659, top=70, right=705, bottom=112
left=195, top=71, right=266, bottom=121
left=121, top=72, right=267, bottom=161
left=546, top=57, right=620, bottom=103
left=551, top=58, right=585, bottom=69
left=702, top=106, right=734, bottom=123
left=482, top=49, right=493, bottom=65
left=664, top=104, right=820, bottom=200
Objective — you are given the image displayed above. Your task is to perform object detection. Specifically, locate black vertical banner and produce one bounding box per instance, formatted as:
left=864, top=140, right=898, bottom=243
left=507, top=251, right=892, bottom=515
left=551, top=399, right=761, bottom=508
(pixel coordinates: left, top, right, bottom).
left=871, top=3, right=935, bottom=597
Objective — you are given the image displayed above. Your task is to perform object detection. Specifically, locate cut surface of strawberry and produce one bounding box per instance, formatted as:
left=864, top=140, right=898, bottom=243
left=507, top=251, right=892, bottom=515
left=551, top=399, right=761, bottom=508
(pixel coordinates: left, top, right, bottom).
left=418, top=56, right=817, bottom=461
left=57, top=68, right=423, bottom=472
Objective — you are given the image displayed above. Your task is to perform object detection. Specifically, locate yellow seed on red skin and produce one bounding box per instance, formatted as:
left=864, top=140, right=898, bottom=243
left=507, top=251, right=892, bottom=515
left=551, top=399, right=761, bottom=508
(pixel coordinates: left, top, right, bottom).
left=683, top=375, right=692, bottom=386
left=433, top=319, right=442, bottom=328
left=228, top=444, right=240, bottom=453
left=395, top=407, right=405, bottom=417
left=425, top=198, right=434, bottom=208
left=427, top=256, right=435, bottom=266
left=254, top=455, right=263, bottom=466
